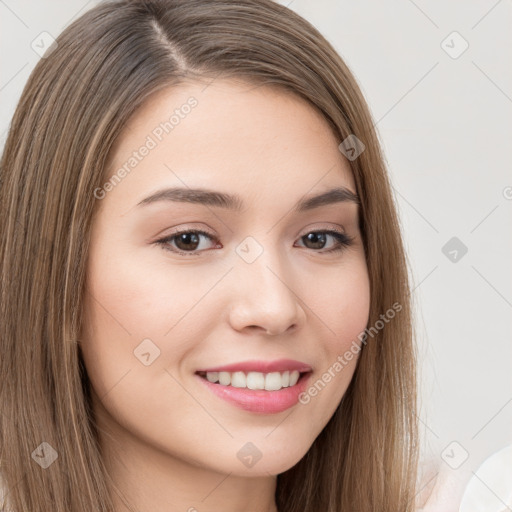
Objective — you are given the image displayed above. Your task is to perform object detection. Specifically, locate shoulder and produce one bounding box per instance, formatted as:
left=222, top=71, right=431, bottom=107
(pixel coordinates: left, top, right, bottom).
left=416, top=444, right=512, bottom=512
left=415, top=460, right=469, bottom=511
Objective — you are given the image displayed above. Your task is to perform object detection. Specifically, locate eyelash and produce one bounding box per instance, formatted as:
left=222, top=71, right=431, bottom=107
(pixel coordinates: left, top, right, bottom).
left=155, top=228, right=355, bottom=257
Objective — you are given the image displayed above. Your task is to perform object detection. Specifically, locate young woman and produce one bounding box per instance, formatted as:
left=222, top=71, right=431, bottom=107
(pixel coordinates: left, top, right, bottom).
left=1, top=1, right=421, bottom=510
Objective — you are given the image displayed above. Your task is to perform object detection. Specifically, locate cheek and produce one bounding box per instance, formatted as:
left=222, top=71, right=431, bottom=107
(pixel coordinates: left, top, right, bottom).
left=79, top=241, right=167, bottom=399
left=309, top=257, right=371, bottom=352
left=331, top=262, right=371, bottom=376
left=82, top=239, right=214, bottom=348
left=79, top=239, right=230, bottom=406
left=79, top=256, right=204, bottom=447
left=297, top=258, right=370, bottom=419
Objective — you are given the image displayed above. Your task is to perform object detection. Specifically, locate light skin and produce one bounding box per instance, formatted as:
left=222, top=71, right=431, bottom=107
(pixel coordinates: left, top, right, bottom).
left=80, top=79, right=371, bottom=512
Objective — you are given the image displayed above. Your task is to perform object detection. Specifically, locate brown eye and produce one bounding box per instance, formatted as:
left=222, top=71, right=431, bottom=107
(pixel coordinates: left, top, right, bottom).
left=175, top=232, right=201, bottom=251
left=302, top=232, right=328, bottom=249
left=156, top=229, right=217, bottom=255
left=296, top=230, right=354, bottom=253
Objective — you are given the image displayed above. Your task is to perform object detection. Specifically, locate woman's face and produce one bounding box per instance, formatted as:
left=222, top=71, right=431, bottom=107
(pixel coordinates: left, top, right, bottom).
left=81, top=79, right=370, bottom=478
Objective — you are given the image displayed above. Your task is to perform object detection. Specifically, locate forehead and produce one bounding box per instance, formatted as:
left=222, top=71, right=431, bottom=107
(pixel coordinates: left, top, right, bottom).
left=103, top=78, right=356, bottom=211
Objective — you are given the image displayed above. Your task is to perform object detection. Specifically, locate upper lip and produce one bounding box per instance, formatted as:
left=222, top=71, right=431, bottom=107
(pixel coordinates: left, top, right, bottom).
left=196, top=359, right=313, bottom=374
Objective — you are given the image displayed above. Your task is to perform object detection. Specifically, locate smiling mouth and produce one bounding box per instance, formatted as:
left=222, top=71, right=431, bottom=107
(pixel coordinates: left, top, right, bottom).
left=195, top=369, right=309, bottom=391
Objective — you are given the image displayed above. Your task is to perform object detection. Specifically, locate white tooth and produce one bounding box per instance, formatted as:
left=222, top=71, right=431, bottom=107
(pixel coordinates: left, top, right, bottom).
left=206, top=372, right=219, bottom=383
left=265, top=372, right=283, bottom=391
left=246, top=371, right=265, bottom=390
left=230, top=371, right=247, bottom=388
left=218, top=371, right=231, bottom=386
left=206, top=370, right=299, bottom=389
left=289, top=370, right=300, bottom=386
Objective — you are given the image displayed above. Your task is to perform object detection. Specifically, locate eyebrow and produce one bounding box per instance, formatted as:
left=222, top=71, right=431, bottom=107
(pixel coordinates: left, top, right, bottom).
left=136, top=186, right=360, bottom=212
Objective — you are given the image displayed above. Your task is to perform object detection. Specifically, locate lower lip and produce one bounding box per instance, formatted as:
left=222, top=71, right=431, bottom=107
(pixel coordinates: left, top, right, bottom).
left=196, top=372, right=311, bottom=414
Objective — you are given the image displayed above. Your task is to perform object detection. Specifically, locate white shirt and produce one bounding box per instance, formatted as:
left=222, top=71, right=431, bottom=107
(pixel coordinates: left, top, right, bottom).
left=417, top=444, right=512, bottom=511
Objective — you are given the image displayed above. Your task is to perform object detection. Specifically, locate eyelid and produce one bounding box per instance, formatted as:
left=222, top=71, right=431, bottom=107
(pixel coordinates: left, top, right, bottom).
left=156, top=221, right=346, bottom=239
left=153, top=224, right=217, bottom=243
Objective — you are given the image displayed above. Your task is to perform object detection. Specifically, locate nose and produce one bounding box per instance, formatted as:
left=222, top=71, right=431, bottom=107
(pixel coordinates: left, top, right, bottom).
left=227, top=248, right=306, bottom=336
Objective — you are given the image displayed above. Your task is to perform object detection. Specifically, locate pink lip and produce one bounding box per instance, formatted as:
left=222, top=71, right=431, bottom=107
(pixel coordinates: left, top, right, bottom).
left=195, top=358, right=312, bottom=373
left=196, top=371, right=312, bottom=414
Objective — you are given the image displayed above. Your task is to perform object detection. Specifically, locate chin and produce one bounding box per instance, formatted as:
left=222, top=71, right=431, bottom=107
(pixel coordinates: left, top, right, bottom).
left=223, top=436, right=313, bottom=477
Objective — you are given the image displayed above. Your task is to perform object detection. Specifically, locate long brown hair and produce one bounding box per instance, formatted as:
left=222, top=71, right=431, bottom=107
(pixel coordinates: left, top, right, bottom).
left=0, top=0, right=418, bottom=510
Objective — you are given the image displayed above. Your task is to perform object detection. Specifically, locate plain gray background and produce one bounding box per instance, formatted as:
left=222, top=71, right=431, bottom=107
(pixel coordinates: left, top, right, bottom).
left=1, top=0, right=511, bottom=506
